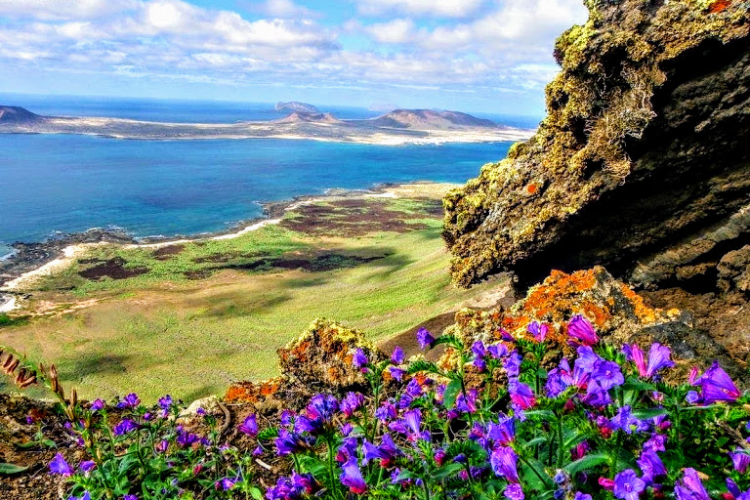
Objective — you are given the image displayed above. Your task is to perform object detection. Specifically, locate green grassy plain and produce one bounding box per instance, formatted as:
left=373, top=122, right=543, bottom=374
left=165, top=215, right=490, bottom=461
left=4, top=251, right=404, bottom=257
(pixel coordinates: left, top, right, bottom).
left=0, top=186, right=501, bottom=402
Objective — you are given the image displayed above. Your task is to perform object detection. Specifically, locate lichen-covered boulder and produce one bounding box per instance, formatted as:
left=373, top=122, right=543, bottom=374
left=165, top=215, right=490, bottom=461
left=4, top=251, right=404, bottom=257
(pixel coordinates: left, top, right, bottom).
left=225, top=319, right=383, bottom=407
left=278, top=319, right=382, bottom=391
left=443, top=0, right=750, bottom=289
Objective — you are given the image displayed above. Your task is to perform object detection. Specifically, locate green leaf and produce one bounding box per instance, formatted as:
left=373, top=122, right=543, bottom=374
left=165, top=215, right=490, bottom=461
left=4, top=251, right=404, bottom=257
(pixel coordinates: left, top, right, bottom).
left=443, top=380, right=462, bottom=410
left=250, top=486, right=264, bottom=500
left=519, top=458, right=550, bottom=490
left=563, top=453, right=609, bottom=475
left=632, top=408, right=667, bottom=420
left=0, top=463, right=29, bottom=475
left=432, top=463, right=464, bottom=480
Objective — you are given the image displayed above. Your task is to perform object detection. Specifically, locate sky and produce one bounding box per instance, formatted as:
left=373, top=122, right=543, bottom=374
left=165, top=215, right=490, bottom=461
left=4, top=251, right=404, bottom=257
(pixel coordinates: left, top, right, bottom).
left=0, top=0, right=589, bottom=116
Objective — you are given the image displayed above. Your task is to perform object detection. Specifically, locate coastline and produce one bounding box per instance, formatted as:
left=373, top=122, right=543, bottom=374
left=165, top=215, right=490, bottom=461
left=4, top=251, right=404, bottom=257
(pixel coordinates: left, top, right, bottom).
left=0, top=181, right=454, bottom=307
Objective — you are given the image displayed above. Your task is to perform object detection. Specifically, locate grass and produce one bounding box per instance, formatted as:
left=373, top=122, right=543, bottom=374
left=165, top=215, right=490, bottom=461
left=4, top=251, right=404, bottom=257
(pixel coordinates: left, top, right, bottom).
left=0, top=186, right=504, bottom=403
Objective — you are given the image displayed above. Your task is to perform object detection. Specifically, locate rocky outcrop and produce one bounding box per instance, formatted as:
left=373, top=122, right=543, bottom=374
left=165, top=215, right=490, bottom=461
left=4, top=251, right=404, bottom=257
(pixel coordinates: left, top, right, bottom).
left=443, top=0, right=750, bottom=290
left=225, top=319, right=383, bottom=405
left=442, top=267, right=749, bottom=383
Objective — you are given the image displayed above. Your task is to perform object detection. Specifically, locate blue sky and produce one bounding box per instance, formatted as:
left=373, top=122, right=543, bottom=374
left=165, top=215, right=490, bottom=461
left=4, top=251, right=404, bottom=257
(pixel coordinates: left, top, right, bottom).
left=0, top=0, right=588, bottom=116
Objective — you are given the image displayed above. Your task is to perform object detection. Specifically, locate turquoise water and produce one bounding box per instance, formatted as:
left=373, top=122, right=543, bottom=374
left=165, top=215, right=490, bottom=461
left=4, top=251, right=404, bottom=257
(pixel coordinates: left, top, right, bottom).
left=0, top=134, right=512, bottom=246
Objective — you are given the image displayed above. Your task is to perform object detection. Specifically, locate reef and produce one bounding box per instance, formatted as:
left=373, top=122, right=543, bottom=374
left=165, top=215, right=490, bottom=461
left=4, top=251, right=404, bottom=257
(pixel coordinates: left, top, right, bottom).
left=443, top=0, right=750, bottom=291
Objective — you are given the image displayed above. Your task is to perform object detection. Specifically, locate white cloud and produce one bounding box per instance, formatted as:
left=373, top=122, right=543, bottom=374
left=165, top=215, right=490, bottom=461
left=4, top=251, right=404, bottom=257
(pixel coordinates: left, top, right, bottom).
left=354, top=0, right=487, bottom=18
left=365, top=19, right=416, bottom=44
left=259, top=0, right=316, bottom=18
left=0, top=0, right=590, bottom=101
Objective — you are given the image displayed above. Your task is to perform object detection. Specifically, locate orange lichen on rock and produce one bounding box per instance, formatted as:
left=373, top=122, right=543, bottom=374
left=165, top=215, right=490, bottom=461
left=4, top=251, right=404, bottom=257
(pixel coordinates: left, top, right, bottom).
left=709, top=0, right=733, bottom=13
left=225, top=377, right=283, bottom=404
left=278, top=318, right=382, bottom=390
left=527, top=184, right=538, bottom=195
left=445, top=267, right=685, bottom=354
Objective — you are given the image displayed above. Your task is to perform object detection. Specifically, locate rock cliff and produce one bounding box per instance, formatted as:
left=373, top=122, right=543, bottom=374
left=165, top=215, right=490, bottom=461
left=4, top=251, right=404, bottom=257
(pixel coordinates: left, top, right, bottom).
left=443, top=0, right=750, bottom=291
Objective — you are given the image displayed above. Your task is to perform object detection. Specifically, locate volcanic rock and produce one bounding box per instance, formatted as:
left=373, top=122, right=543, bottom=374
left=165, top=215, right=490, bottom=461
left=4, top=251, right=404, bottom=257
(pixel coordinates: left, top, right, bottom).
left=443, top=0, right=750, bottom=290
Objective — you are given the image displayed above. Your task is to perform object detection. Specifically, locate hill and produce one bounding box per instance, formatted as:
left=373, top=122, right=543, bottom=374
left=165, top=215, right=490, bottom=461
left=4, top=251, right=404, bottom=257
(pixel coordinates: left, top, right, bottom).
left=272, top=111, right=343, bottom=125
left=371, top=109, right=497, bottom=130
left=0, top=106, right=44, bottom=124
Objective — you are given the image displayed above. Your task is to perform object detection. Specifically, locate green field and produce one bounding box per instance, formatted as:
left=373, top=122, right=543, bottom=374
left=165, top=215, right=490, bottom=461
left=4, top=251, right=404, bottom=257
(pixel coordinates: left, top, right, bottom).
left=0, top=186, right=501, bottom=402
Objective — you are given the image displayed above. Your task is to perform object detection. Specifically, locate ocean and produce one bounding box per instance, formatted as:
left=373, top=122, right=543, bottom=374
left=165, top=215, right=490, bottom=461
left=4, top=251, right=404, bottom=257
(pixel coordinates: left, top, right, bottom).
left=0, top=96, right=537, bottom=254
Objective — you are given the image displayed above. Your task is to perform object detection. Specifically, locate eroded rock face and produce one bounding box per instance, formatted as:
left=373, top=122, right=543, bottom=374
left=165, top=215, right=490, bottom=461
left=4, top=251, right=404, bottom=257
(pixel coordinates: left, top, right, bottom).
left=718, top=245, right=750, bottom=294
left=443, top=0, right=750, bottom=289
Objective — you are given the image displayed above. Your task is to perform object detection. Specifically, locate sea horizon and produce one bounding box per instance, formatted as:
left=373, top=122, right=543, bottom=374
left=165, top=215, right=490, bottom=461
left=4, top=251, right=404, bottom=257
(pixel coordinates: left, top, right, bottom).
left=0, top=97, right=525, bottom=256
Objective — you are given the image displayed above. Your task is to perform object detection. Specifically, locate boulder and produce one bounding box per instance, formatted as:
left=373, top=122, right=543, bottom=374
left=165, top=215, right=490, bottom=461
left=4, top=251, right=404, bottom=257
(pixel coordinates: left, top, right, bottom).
left=443, top=0, right=750, bottom=290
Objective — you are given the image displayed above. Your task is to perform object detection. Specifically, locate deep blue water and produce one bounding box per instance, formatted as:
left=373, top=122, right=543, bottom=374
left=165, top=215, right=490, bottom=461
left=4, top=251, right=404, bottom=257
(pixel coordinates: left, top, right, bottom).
left=0, top=134, right=512, bottom=249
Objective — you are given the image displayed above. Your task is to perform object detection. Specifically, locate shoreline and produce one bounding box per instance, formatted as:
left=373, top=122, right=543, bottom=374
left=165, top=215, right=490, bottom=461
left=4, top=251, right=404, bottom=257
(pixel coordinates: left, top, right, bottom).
left=0, top=181, right=453, bottom=305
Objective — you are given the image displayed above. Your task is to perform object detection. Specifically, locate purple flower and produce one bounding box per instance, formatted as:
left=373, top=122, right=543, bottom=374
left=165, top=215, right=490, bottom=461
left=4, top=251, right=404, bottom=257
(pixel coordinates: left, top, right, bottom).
left=280, top=410, right=296, bottom=426
left=567, top=316, right=599, bottom=346
left=643, top=434, right=666, bottom=453
left=49, top=454, right=74, bottom=476
left=275, top=429, right=313, bottom=455
left=215, top=477, right=237, bottom=491
left=196, top=407, right=206, bottom=416
left=674, top=468, right=710, bottom=500
left=610, top=406, right=642, bottom=435
left=113, top=419, right=138, bottom=436
left=352, top=348, right=368, bottom=369
left=375, top=401, right=397, bottom=421
left=637, top=450, right=666, bottom=484
left=504, top=351, right=522, bottom=378
left=504, top=483, right=524, bottom=500
left=592, top=360, right=624, bottom=390
left=488, top=343, right=509, bottom=359
left=239, top=414, right=258, bottom=437
left=123, top=496, right=138, bottom=500
left=571, top=441, right=590, bottom=460
left=341, top=423, right=353, bottom=436
left=509, top=380, right=536, bottom=410
left=292, top=472, right=319, bottom=495
left=686, top=391, right=702, bottom=405
left=472, top=341, right=487, bottom=359
left=404, top=408, right=428, bottom=441
left=340, top=458, right=368, bottom=494
left=69, top=493, right=92, bottom=500
left=156, top=440, right=168, bottom=453
left=417, top=327, right=435, bottom=350
left=528, top=321, right=548, bottom=343
left=584, top=381, right=612, bottom=407
left=388, top=366, right=406, bottom=381
left=391, top=346, right=404, bottom=364
left=90, top=399, right=105, bottom=412
left=613, top=469, right=645, bottom=500
left=79, top=461, right=96, bottom=473
left=266, top=476, right=295, bottom=500
left=574, top=493, right=592, bottom=500
left=490, top=446, right=519, bottom=483
left=363, top=434, right=401, bottom=467
left=546, top=366, right=569, bottom=398
left=730, top=449, right=750, bottom=473
left=646, top=343, right=674, bottom=377
left=692, top=361, right=741, bottom=404
left=117, top=393, right=140, bottom=409
left=336, top=437, right=359, bottom=463
left=341, top=392, right=365, bottom=418
left=488, top=414, right=515, bottom=445
left=456, top=389, right=479, bottom=413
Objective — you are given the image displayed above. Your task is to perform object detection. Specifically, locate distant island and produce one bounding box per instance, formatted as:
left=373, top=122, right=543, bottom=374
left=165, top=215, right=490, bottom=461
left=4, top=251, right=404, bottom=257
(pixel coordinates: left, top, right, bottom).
left=275, top=101, right=320, bottom=114
left=0, top=105, right=535, bottom=145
